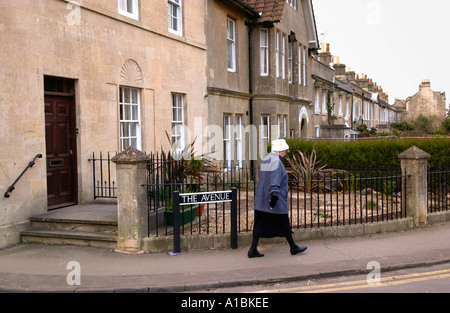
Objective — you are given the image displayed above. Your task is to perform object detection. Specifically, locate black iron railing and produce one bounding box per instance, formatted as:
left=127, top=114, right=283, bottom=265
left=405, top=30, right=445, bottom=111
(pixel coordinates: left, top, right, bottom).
left=143, top=152, right=407, bottom=237
left=428, top=166, right=449, bottom=213
left=88, top=152, right=117, bottom=199
left=288, top=168, right=407, bottom=229
left=87, top=151, right=413, bottom=237
left=144, top=152, right=254, bottom=237
left=88, top=150, right=450, bottom=241
left=4, top=154, right=43, bottom=198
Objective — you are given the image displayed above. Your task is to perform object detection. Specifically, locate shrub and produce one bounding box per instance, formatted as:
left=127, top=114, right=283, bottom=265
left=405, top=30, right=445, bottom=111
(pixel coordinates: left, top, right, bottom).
left=285, top=138, right=450, bottom=169
left=413, top=114, right=433, bottom=134
left=442, top=118, right=450, bottom=133
left=391, top=121, right=414, bottom=132
left=356, top=125, right=377, bottom=137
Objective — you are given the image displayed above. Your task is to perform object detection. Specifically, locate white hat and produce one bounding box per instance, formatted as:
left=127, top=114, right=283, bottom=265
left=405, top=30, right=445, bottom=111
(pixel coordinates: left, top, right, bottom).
left=271, top=139, right=289, bottom=152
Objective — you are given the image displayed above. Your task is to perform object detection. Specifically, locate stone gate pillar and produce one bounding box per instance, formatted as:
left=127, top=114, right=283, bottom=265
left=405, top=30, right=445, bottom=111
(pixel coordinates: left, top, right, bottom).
left=112, top=146, right=150, bottom=253
left=398, top=146, right=430, bottom=227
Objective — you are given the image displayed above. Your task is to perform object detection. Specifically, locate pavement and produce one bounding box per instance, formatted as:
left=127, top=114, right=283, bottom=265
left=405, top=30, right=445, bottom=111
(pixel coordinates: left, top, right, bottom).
left=0, top=222, right=449, bottom=293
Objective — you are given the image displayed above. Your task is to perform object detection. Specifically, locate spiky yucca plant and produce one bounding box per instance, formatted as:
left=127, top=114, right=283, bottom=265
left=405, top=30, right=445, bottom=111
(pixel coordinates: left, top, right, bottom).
left=285, top=149, right=344, bottom=192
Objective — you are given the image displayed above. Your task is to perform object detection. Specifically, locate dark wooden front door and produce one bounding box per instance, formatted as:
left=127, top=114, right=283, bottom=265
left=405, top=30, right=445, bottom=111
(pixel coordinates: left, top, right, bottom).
left=45, top=95, right=78, bottom=209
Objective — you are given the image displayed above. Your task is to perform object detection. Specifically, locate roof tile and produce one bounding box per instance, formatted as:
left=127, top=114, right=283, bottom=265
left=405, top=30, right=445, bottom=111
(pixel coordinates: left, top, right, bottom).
left=242, top=0, right=285, bottom=22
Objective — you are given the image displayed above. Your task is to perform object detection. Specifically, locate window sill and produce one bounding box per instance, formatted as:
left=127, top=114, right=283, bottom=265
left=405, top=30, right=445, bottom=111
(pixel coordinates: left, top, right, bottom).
left=169, top=29, right=183, bottom=37
left=118, top=10, right=139, bottom=21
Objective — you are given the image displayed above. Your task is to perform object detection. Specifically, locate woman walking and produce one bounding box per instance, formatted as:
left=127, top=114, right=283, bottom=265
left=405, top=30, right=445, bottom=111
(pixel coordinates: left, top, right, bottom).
left=248, top=139, right=307, bottom=258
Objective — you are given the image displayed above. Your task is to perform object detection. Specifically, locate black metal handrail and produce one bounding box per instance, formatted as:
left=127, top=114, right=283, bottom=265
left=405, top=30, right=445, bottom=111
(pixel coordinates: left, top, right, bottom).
left=4, top=154, right=43, bottom=198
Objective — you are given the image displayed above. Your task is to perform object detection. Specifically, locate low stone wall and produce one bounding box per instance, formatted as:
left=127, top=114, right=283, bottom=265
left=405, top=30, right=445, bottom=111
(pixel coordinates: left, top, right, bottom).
left=142, top=212, right=450, bottom=253
left=142, top=217, right=416, bottom=253
left=427, top=211, right=450, bottom=224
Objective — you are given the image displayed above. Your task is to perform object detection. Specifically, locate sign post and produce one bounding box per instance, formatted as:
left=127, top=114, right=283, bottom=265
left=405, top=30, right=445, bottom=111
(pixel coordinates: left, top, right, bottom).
left=173, top=190, right=181, bottom=253
left=172, top=187, right=238, bottom=253
left=230, top=187, right=238, bottom=249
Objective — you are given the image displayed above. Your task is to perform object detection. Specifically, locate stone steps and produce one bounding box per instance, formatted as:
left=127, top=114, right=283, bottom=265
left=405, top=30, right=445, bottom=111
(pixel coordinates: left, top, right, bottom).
left=21, top=229, right=117, bottom=249
left=28, top=216, right=118, bottom=233
left=19, top=205, right=206, bottom=249
left=20, top=205, right=118, bottom=249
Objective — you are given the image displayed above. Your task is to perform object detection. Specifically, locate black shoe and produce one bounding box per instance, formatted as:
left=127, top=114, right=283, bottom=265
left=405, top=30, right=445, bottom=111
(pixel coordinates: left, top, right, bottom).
left=248, top=249, right=265, bottom=258
left=290, top=245, right=307, bottom=255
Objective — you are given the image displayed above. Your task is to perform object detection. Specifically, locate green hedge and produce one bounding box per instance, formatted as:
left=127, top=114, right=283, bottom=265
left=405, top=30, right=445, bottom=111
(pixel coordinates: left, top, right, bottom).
left=284, top=138, right=450, bottom=169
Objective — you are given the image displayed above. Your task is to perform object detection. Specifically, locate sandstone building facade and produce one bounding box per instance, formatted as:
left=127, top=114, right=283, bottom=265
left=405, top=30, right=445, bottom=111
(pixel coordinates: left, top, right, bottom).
left=205, top=0, right=320, bottom=172
left=0, top=0, right=420, bottom=248
left=0, top=0, right=207, bottom=247
left=394, top=80, right=447, bottom=132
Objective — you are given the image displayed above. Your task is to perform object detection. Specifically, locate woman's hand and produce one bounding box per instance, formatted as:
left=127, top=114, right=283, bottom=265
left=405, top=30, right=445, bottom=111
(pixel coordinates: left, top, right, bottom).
left=270, top=195, right=278, bottom=208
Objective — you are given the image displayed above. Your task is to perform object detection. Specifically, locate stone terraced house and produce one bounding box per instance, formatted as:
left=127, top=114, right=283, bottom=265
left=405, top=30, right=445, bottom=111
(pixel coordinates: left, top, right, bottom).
left=0, top=0, right=401, bottom=248
left=0, top=0, right=208, bottom=247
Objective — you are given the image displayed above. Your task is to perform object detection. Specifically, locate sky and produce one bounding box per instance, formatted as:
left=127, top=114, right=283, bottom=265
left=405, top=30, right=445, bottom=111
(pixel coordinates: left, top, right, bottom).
left=312, top=0, right=450, bottom=105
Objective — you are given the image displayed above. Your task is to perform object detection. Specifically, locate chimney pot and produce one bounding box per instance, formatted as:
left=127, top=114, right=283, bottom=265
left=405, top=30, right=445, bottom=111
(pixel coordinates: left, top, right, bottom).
left=419, top=79, right=431, bottom=90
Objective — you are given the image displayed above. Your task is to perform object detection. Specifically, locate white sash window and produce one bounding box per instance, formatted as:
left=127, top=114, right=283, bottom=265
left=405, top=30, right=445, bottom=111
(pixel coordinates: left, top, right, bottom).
left=168, top=0, right=182, bottom=36
left=118, top=0, right=139, bottom=20
left=119, top=87, right=141, bottom=151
